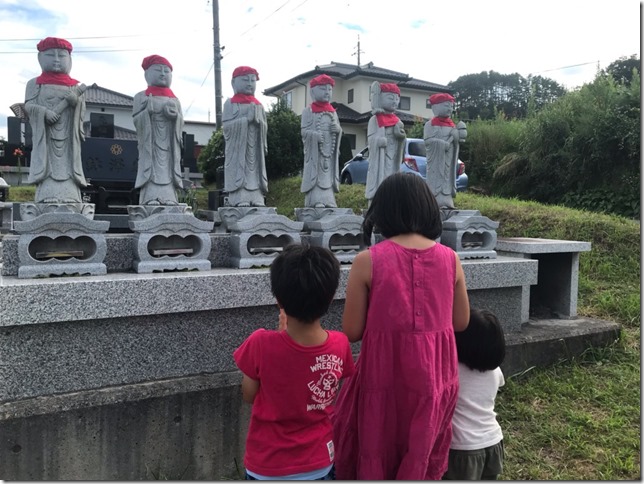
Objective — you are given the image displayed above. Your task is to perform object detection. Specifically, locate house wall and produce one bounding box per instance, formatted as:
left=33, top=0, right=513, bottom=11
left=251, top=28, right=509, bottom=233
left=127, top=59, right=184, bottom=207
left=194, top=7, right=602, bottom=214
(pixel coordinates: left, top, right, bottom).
left=342, top=124, right=368, bottom=154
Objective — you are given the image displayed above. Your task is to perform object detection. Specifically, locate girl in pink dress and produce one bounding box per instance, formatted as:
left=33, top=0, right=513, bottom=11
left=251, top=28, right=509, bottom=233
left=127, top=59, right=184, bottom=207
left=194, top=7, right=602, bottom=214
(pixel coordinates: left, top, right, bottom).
left=332, top=172, right=470, bottom=480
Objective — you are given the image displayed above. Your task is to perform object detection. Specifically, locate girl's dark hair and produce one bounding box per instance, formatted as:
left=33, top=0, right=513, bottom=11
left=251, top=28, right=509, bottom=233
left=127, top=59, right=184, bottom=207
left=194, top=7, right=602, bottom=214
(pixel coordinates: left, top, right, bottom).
left=270, top=243, right=340, bottom=324
left=362, top=172, right=442, bottom=245
left=455, top=309, right=506, bottom=371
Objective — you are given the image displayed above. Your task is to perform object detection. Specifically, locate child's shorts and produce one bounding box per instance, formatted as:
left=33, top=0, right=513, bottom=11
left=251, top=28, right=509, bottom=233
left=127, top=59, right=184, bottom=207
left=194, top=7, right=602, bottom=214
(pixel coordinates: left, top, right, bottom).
left=443, top=439, right=504, bottom=480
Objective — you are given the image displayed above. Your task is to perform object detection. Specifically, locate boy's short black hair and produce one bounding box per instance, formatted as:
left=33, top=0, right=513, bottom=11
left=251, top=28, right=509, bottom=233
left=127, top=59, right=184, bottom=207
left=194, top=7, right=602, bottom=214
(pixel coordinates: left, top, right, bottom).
left=362, top=172, right=442, bottom=244
left=455, top=308, right=506, bottom=371
left=270, top=243, right=340, bottom=324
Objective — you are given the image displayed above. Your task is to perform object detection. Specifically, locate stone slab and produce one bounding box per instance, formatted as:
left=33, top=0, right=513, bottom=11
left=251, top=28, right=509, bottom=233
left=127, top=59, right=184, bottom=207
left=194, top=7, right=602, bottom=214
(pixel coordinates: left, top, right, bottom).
left=0, top=256, right=536, bottom=327
left=496, top=237, right=591, bottom=254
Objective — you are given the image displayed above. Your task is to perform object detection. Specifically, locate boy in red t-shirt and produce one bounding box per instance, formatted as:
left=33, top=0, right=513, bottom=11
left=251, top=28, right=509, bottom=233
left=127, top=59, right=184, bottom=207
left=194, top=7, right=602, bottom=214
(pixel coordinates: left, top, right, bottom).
left=234, top=244, right=355, bottom=480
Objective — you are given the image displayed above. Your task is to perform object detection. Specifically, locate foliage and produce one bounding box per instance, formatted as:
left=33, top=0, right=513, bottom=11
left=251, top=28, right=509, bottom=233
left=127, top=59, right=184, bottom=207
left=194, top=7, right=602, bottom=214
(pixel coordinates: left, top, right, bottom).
left=496, top=329, right=640, bottom=480
left=603, top=54, right=641, bottom=86
left=491, top=70, right=641, bottom=218
left=4, top=185, right=35, bottom=202
left=458, top=115, right=524, bottom=189
left=406, top=120, right=425, bottom=139
left=197, top=129, right=224, bottom=186
left=176, top=182, right=199, bottom=212
left=265, top=99, right=303, bottom=179
left=449, top=70, right=566, bottom=120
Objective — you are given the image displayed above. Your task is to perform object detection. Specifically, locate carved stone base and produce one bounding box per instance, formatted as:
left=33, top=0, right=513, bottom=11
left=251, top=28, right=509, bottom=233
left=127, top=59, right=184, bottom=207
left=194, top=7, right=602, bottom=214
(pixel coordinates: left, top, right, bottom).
left=221, top=207, right=304, bottom=269
left=13, top=205, right=109, bottom=278
left=440, top=209, right=499, bottom=259
left=20, top=202, right=96, bottom=221
left=295, top=208, right=365, bottom=263
left=128, top=205, right=215, bottom=274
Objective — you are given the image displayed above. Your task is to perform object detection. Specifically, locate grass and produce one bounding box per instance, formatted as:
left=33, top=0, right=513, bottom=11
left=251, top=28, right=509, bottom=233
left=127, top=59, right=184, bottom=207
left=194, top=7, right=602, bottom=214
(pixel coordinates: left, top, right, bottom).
left=7, top=180, right=641, bottom=480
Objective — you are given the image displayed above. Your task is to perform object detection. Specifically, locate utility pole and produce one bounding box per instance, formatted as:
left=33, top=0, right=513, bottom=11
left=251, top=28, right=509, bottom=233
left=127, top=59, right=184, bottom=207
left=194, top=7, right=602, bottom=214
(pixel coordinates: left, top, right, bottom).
left=352, top=34, right=364, bottom=66
left=212, top=0, right=223, bottom=130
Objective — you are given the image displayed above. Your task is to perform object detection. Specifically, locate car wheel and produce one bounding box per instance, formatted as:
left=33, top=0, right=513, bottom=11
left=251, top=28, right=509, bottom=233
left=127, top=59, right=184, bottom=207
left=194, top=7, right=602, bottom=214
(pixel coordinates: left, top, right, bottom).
left=341, top=172, right=352, bottom=185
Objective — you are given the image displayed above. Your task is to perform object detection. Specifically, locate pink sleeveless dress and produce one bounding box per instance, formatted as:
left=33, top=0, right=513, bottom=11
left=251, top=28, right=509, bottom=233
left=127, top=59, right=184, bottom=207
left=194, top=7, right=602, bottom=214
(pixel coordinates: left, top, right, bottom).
left=332, top=240, right=459, bottom=480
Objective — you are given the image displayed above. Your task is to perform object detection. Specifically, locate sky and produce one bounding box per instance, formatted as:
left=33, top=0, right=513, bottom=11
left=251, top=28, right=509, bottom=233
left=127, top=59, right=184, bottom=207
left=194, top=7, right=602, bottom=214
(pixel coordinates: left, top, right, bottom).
left=0, top=0, right=640, bottom=140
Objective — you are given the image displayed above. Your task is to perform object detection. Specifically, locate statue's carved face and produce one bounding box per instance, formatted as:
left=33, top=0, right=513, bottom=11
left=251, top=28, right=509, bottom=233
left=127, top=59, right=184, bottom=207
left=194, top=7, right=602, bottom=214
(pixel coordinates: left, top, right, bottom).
left=380, top=92, right=400, bottom=113
left=144, top=64, right=173, bottom=88
left=232, top=74, right=257, bottom=95
left=432, top=101, right=454, bottom=118
left=311, top=84, right=332, bottom=103
left=38, top=48, right=72, bottom=74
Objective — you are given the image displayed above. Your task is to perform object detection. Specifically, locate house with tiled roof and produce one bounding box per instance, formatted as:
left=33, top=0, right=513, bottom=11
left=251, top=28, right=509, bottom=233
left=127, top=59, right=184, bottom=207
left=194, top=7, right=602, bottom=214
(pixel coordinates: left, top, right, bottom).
left=263, top=61, right=453, bottom=154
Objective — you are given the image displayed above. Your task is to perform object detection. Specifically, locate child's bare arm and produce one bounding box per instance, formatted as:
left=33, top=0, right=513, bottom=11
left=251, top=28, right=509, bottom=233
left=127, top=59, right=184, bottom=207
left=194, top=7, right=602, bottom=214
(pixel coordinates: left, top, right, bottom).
left=241, top=374, right=259, bottom=404
left=453, top=257, right=470, bottom=332
left=342, top=250, right=371, bottom=342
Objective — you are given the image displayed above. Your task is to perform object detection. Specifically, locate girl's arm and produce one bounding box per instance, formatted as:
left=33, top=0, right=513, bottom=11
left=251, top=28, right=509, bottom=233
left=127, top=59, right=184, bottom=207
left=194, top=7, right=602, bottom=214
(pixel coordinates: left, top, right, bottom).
left=452, top=256, right=470, bottom=332
left=342, top=249, right=372, bottom=342
left=240, top=374, right=259, bottom=404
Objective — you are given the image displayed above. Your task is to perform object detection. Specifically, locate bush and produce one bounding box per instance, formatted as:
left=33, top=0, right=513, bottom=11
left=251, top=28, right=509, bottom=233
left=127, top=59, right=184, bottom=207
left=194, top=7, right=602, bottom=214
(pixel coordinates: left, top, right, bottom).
left=459, top=114, right=524, bottom=189
left=265, top=99, right=303, bottom=179
left=197, top=129, right=224, bottom=186
left=488, top=70, right=640, bottom=218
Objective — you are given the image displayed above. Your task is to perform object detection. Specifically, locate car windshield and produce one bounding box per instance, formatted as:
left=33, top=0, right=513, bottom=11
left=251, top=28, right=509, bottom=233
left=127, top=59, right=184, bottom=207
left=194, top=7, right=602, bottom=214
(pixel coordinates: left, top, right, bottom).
left=408, top=141, right=425, bottom=157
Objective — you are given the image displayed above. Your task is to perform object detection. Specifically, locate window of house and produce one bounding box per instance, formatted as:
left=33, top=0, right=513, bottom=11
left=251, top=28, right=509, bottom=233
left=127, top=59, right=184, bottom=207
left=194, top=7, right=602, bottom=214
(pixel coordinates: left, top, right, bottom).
left=344, top=133, right=356, bottom=150
left=348, top=88, right=354, bottom=104
left=399, top=96, right=411, bottom=111
left=282, top=90, right=293, bottom=109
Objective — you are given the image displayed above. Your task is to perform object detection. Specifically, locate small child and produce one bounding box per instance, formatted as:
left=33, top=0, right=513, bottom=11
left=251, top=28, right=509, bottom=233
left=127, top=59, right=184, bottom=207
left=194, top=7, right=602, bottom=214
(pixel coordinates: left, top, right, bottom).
left=233, top=243, right=355, bottom=480
left=443, top=308, right=506, bottom=480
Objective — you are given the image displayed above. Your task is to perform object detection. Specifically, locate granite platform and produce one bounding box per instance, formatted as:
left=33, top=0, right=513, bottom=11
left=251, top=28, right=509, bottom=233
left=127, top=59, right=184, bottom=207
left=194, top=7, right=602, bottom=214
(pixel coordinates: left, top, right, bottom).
left=0, top=233, right=620, bottom=479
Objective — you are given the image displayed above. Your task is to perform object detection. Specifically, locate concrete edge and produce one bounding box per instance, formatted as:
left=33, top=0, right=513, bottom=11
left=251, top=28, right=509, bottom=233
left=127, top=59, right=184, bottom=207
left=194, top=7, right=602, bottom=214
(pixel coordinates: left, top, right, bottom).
left=502, top=317, right=622, bottom=377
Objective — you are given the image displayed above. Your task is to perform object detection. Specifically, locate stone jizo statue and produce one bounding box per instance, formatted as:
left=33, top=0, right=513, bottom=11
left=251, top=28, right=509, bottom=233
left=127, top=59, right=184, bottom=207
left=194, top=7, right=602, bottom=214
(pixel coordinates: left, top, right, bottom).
left=300, top=74, right=342, bottom=208
left=424, top=92, right=467, bottom=209
left=365, top=82, right=406, bottom=204
left=133, top=54, right=184, bottom=206
left=223, top=66, right=268, bottom=207
left=25, top=37, right=88, bottom=204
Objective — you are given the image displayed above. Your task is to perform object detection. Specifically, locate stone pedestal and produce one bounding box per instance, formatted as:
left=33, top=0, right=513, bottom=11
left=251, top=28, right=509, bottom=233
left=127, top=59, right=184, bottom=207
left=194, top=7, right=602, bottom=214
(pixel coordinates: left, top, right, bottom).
left=295, top=207, right=365, bottom=263
left=495, top=237, right=591, bottom=318
left=218, top=207, right=304, bottom=268
left=440, top=209, right=499, bottom=259
left=0, top=201, right=13, bottom=233
left=13, top=203, right=109, bottom=278
left=128, top=205, right=214, bottom=273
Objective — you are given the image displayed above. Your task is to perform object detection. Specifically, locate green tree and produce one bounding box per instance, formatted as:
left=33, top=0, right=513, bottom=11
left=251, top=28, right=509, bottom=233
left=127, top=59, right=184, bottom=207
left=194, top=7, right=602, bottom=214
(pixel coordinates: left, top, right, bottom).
left=603, top=54, right=640, bottom=86
left=449, top=71, right=566, bottom=120
left=492, top=69, right=640, bottom=218
left=265, top=99, right=303, bottom=179
left=197, top=128, right=224, bottom=186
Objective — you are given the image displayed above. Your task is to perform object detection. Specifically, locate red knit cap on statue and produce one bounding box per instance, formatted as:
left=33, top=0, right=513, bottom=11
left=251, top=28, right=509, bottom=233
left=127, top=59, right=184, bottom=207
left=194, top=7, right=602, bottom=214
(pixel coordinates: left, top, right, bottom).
left=142, top=55, right=173, bottom=71
left=429, top=93, right=455, bottom=105
left=37, top=37, right=73, bottom=53
left=232, top=66, right=259, bottom=79
left=310, top=74, right=335, bottom=87
left=380, top=83, right=400, bottom=95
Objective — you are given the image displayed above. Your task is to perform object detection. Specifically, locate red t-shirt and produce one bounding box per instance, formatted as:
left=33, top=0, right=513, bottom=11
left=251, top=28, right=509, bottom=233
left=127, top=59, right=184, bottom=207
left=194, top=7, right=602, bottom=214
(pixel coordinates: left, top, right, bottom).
left=234, top=328, right=355, bottom=476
